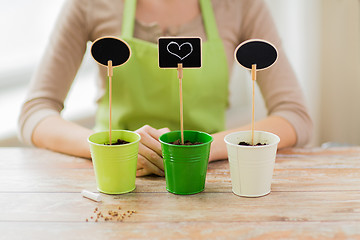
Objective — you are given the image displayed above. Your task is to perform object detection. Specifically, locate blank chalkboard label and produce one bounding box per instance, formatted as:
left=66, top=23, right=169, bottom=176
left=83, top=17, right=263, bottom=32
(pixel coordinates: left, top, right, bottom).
left=234, top=39, right=277, bottom=70
left=91, top=36, right=131, bottom=67
left=158, top=37, right=201, bottom=68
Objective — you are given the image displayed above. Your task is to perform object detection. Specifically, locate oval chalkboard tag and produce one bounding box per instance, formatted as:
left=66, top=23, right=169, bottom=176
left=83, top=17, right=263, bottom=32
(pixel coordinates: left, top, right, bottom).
left=234, top=39, right=278, bottom=70
left=91, top=36, right=131, bottom=67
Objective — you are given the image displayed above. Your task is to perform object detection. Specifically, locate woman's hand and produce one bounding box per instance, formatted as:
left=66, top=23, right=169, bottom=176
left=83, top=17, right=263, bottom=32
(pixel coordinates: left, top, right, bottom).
left=135, top=125, right=170, bottom=177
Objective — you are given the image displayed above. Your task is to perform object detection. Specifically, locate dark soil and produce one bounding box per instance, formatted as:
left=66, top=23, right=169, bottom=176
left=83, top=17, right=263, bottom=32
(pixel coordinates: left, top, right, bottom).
left=105, top=139, right=130, bottom=145
left=238, top=141, right=267, bottom=146
left=171, top=139, right=203, bottom=145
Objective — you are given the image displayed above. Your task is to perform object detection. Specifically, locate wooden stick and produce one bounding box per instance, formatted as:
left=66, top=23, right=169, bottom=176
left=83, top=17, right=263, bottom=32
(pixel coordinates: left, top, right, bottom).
left=108, top=60, right=113, bottom=145
left=178, top=63, right=184, bottom=145
left=251, top=64, right=257, bottom=146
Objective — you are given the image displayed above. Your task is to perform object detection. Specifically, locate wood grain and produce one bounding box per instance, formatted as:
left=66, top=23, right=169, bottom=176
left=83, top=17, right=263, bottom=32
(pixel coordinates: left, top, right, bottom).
left=0, top=191, right=359, bottom=222
left=0, top=147, right=359, bottom=239
left=3, top=222, right=360, bottom=240
left=1, top=148, right=359, bottom=193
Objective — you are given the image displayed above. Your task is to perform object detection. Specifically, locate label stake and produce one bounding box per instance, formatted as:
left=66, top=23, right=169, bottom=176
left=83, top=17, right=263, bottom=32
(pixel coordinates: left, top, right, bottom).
left=251, top=64, right=257, bottom=146
left=178, top=63, right=184, bottom=145
left=108, top=60, right=113, bottom=145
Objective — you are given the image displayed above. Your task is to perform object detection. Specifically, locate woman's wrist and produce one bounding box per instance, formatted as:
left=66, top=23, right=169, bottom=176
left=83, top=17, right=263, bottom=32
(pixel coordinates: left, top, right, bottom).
left=209, top=132, right=228, bottom=162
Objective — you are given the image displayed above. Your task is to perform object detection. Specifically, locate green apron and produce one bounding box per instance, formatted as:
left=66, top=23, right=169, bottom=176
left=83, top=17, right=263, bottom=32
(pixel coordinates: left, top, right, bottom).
left=95, top=0, right=229, bottom=134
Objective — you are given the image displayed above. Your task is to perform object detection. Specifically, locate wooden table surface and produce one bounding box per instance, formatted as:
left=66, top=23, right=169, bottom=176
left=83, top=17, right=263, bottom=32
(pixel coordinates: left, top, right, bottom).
left=0, top=147, right=360, bottom=239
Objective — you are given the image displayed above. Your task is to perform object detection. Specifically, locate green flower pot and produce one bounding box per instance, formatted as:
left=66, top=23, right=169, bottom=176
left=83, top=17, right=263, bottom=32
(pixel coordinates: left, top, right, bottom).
left=88, top=130, right=140, bottom=194
left=159, top=130, right=213, bottom=195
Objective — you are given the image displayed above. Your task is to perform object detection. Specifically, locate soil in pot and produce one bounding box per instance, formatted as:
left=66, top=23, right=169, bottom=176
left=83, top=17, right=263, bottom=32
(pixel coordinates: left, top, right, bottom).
left=238, top=141, right=268, bottom=146
left=171, top=139, right=203, bottom=145
left=104, top=139, right=130, bottom=145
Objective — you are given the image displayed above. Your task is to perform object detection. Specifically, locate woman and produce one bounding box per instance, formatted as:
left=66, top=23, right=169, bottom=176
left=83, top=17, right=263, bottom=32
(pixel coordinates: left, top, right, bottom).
left=18, top=0, right=312, bottom=176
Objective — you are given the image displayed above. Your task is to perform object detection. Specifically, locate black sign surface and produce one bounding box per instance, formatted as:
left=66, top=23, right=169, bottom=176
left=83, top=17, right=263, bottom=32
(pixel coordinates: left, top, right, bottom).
left=234, top=39, right=277, bottom=70
left=158, top=37, right=201, bottom=68
left=91, top=36, right=131, bottom=67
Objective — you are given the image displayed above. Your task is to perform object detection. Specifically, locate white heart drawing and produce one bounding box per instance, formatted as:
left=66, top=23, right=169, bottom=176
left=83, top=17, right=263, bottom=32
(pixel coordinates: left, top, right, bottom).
left=166, top=41, right=193, bottom=60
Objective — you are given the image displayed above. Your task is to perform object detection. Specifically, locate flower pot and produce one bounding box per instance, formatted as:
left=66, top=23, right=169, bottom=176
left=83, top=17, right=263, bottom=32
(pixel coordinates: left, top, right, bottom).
left=88, top=130, right=140, bottom=194
left=159, top=130, right=213, bottom=195
left=224, top=131, right=280, bottom=197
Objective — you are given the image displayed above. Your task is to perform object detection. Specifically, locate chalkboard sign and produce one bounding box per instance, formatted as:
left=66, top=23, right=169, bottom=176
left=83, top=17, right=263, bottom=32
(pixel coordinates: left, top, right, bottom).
left=234, top=39, right=277, bottom=70
left=91, top=36, right=131, bottom=67
left=158, top=37, right=201, bottom=68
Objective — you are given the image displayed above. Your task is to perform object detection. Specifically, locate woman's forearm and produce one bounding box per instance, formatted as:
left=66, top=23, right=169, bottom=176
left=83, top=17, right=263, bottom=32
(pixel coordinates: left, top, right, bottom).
left=209, top=115, right=297, bottom=162
left=32, top=115, right=94, bottom=158
left=31, top=114, right=297, bottom=163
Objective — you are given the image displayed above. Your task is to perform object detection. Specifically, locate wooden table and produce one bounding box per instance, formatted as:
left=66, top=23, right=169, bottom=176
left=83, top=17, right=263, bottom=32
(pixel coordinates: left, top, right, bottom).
left=0, top=147, right=359, bottom=239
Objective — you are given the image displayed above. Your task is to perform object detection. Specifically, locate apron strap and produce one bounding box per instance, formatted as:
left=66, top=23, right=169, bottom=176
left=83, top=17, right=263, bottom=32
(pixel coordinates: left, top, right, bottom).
left=200, top=0, right=221, bottom=41
left=121, top=0, right=137, bottom=39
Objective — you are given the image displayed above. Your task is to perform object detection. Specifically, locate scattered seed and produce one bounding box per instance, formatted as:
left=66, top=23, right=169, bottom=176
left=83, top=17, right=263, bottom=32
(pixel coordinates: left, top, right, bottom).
left=86, top=206, right=138, bottom=222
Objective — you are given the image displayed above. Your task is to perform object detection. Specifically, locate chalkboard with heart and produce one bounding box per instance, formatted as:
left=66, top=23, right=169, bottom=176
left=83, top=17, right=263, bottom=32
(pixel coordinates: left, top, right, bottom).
left=158, top=37, right=201, bottom=68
